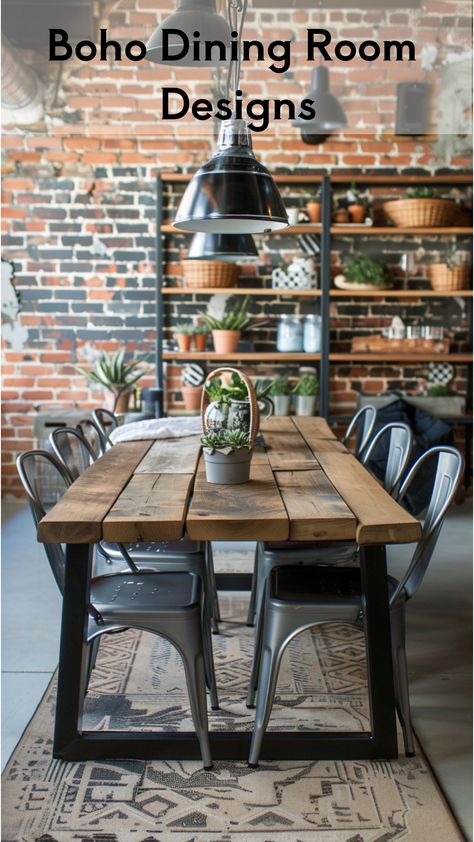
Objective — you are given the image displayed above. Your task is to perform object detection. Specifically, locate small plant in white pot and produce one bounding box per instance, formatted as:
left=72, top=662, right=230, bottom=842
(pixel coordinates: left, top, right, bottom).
left=292, top=374, right=319, bottom=416
left=269, top=375, right=291, bottom=415
left=201, top=428, right=252, bottom=484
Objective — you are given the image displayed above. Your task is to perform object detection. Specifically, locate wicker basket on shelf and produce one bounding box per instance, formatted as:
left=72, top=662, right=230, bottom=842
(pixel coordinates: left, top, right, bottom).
left=427, top=264, right=471, bottom=291
left=383, top=198, right=457, bottom=228
left=182, top=260, right=239, bottom=288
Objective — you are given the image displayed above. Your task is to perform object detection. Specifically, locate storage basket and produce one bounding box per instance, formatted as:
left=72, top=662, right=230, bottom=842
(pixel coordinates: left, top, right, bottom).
left=182, top=260, right=239, bottom=288
left=427, top=264, right=471, bottom=291
left=383, top=199, right=457, bottom=228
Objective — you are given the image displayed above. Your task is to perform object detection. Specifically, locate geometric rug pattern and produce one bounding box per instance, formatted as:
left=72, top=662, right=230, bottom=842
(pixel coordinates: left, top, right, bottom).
left=2, top=552, right=463, bottom=842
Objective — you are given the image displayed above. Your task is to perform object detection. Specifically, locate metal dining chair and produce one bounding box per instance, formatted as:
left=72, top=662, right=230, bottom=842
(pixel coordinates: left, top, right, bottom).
left=361, top=421, right=413, bottom=497
left=246, top=445, right=464, bottom=766
left=16, top=449, right=217, bottom=769
left=246, top=419, right=413, bottom=628
left=49, top=426, right=221, bottom=634
left=342, top=404, right=377, bottom=460
left=77, top=418, right=105, bottom=459
left=92, top=408, right=118, bottom=449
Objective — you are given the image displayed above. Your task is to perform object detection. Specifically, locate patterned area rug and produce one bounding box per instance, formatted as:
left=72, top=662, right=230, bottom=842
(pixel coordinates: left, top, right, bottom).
left=2, top=554, right=463, bottom=842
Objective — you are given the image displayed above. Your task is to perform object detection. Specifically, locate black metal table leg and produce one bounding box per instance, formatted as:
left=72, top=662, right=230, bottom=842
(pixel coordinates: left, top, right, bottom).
left=53, top=543, right=93, bottom=758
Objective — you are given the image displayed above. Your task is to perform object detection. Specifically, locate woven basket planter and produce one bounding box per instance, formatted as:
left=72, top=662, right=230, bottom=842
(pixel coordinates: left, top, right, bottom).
left=383, top=199, right=457, bottom=228
left=427, top=264, right=471, bottom=291
left=182, top=260, right=239, bottom=288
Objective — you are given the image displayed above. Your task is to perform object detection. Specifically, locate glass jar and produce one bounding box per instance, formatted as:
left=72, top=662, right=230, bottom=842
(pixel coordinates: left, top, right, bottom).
left=277, top=315, right=304, bottom=352
left=303, top=314, right=322, bottom=353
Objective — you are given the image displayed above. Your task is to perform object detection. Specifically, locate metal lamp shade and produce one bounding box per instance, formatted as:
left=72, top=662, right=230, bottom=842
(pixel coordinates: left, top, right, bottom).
left=174, top=120, right=289, bottom=234
left=188, top=232, right=258, bottom=261
left=294, top=66, right=347, bottom=132
left=146, top=0, right=230, bottom=66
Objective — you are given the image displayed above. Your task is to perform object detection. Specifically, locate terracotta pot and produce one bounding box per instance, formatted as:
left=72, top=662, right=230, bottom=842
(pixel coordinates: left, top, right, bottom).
left=211, top=329, right=241, bottom=354
left=176, top=333, right=192, bottom=351
left=333, top=209, right=350, bottom=223
left=348, top=203, right=366, bottom=224
left=114, top=391, right=131, bottom=413
left=306, top=202, right=321, bottom=223
left=181, top=384, right=203, bottom=412
left=193, top=332, right=208, bottom=351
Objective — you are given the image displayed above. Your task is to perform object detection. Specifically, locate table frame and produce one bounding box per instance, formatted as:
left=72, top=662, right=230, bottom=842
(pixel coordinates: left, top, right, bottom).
left=53, top=542, right=397, bottom=762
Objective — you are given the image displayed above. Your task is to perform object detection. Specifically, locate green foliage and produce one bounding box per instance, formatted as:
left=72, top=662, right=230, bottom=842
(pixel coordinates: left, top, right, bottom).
left=292, top=374, right=319, bottom=396
left=406, top=186, right=434, bottom=199
left=201, top=428, right=251, bottom=451
left=345, top=254, right=393, bottom=288
left=192, top=323, right=211, bottom=335
left=175, top=323, right=194, bottom=335
left=269, top=375, right=291, bottom=396
left=427, top=384, right=454, bottom=397
left=76, top=350, right=147, bottom=406
left=200, top=297, right=251, bottom=331
left=205, top=371, right=271, bottom=404
left=444, top=241, right=461, bottom=269
left=308, top=188, right=321, bottom=203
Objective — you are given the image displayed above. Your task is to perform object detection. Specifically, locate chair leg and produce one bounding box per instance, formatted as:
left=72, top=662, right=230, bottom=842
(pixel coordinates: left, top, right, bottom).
left=178, top=635, right=213, bottom=770
left=246, top=543, right=259, bottom=626
left=391, top=605, right=415, bottom=757
left=246, top=588, right=266, bottom=708
left=201, top=595, right=219, bottom=710
left=205, top=542, right=220, bottom=633
left=85, top=636, right=100, bottom=691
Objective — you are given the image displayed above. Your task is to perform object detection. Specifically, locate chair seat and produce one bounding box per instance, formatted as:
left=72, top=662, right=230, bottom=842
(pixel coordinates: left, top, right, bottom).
left=91, top=571, right=201, bottom=613
left=263, top=540, right=357, bottom=564
left=270, top=566, right=401, bottom=604
left=100, top=537, right=201, bottom=560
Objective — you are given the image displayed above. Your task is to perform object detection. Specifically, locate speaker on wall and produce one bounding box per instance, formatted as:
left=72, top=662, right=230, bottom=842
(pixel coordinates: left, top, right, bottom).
left=395, top=82, right=430, bottom=135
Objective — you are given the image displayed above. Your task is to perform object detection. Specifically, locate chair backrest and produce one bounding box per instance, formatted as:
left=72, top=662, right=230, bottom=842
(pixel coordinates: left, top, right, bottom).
left=92, top=408, right=118, bottom=448
left=77, top=418, right=105, bottom=458
left=342, top=405, right=377, bottom=459
left=50, top=426, right=96, bottom=480
left=390, top=446, right=464, bottom=605
left=16, top=450, right=71, bottom=593
left=361, top=422, right=413, bottom=497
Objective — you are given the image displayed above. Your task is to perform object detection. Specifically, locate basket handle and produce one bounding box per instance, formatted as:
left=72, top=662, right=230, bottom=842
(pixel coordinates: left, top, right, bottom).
left=200, top=367, right=259, bottom=447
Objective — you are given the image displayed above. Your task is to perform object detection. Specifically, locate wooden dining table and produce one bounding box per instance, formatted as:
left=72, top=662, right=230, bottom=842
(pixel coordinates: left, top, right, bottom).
left=38, top=415, right=421, bottom=762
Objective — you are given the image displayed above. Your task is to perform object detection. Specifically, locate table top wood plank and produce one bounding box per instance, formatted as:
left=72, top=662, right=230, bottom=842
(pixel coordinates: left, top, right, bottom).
left=275, top=469, right=357, bottom=541
left=315, top=451, right=422, bottom=545
left=135, top=436, right=201, bottom=474
left=187, top=456, right=289, bottom=541
left=103, top=473, right=194, bottom=541
left=260, top=417, right=320, bottom=470
left=291, top=415, right=338, bottom=441
left=37, top=440, right=153, bottom=544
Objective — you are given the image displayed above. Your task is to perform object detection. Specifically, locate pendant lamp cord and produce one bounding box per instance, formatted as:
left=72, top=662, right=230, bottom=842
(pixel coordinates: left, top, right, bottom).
left=225, top=0, right=248, bottom=115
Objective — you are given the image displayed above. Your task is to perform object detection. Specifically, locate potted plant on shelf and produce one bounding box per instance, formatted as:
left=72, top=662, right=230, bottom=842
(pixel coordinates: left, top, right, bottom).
left=201, top=367, right=258, bottom=484
left=292, top=374, right=319, bottom=416
left=427, top=242, right=471, bottom=292
left=192, top=323, right=210, bottom=351
left=346, top=182, right=369, bottom=224
left=269, top=375, right=292, bottom=416
left=175, top=323, right=194, bottom=351
left=383, top=186, right=457, bottom=228
left=306, top=189, right=321, bottom=223
left=200, top=296, right=251, bottom=354
left=76, top=350, right=146, bottom=412
left=334, top=254, right=393, bottom=291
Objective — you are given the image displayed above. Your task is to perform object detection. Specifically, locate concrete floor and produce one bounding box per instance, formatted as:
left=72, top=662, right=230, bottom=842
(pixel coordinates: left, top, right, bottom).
left=1, top=500, right=472, bottom=839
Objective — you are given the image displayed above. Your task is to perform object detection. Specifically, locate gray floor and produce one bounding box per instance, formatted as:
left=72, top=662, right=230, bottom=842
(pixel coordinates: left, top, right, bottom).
left=1, top=500, right=472, bottom=839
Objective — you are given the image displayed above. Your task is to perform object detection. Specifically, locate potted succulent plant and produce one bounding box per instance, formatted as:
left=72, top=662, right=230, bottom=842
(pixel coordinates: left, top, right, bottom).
left=192, top=323, right=210, bottom=351
left=181, top=368, right=203, bottom=412
left=203, top=371, right=272, bottom=432
left=200, top=297, right=251, bottom=354
left=292, top=374, right=319, bottom=416
left=334, top=254, right=393, bottom=291
left=201, top=428, right=252, bottom=484
left=76, top=350, right=146, bottom=412
left=346, top=182, right=369, bottom=224
left=306, top=189, right=321, bottom=223
left=269, top=375, right=292, bottom=416
left=175, top=323, right=194, bottom=352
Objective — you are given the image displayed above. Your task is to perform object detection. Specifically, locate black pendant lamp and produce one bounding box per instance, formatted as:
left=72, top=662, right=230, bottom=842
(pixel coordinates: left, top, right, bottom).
left=174, top=119, right=288, bottom=233
left=146, top=0, right=230, bottom=66
left=188, top=232, right=258, bottom=261
left=294, top=66, right=347, bottom=135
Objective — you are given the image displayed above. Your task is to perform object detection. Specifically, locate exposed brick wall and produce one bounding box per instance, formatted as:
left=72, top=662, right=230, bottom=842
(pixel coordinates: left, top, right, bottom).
left=1, top=0, right=472, bottom=495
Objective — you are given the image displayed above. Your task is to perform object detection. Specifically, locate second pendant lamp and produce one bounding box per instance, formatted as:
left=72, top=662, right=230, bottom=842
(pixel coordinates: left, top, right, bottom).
left=146, top=0, right=230, bottom=66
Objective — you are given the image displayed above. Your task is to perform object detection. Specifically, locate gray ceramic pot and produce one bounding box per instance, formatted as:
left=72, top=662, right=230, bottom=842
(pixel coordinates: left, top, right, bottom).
left=203, top=448, right=252, bottom=484
left=295, top=395, right=317, bottom=416
left=271, top=395, right=291, bottom=416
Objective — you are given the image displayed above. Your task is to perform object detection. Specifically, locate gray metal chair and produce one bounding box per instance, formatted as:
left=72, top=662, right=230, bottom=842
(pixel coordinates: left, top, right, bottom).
left=92, top=408, right=118, bottom=449
left=77, top=418, right=105, bottom=459
left=342, top=404, right=377, bottom=460
left=16, top=449, right=216, bottom=769
left=361, top=421, right=413, bottom=497
left=246, top=419, right=412, bottom=628
left=49, top=426, right=221, bottom=635
left=246, top=445, right=464, bottom=766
